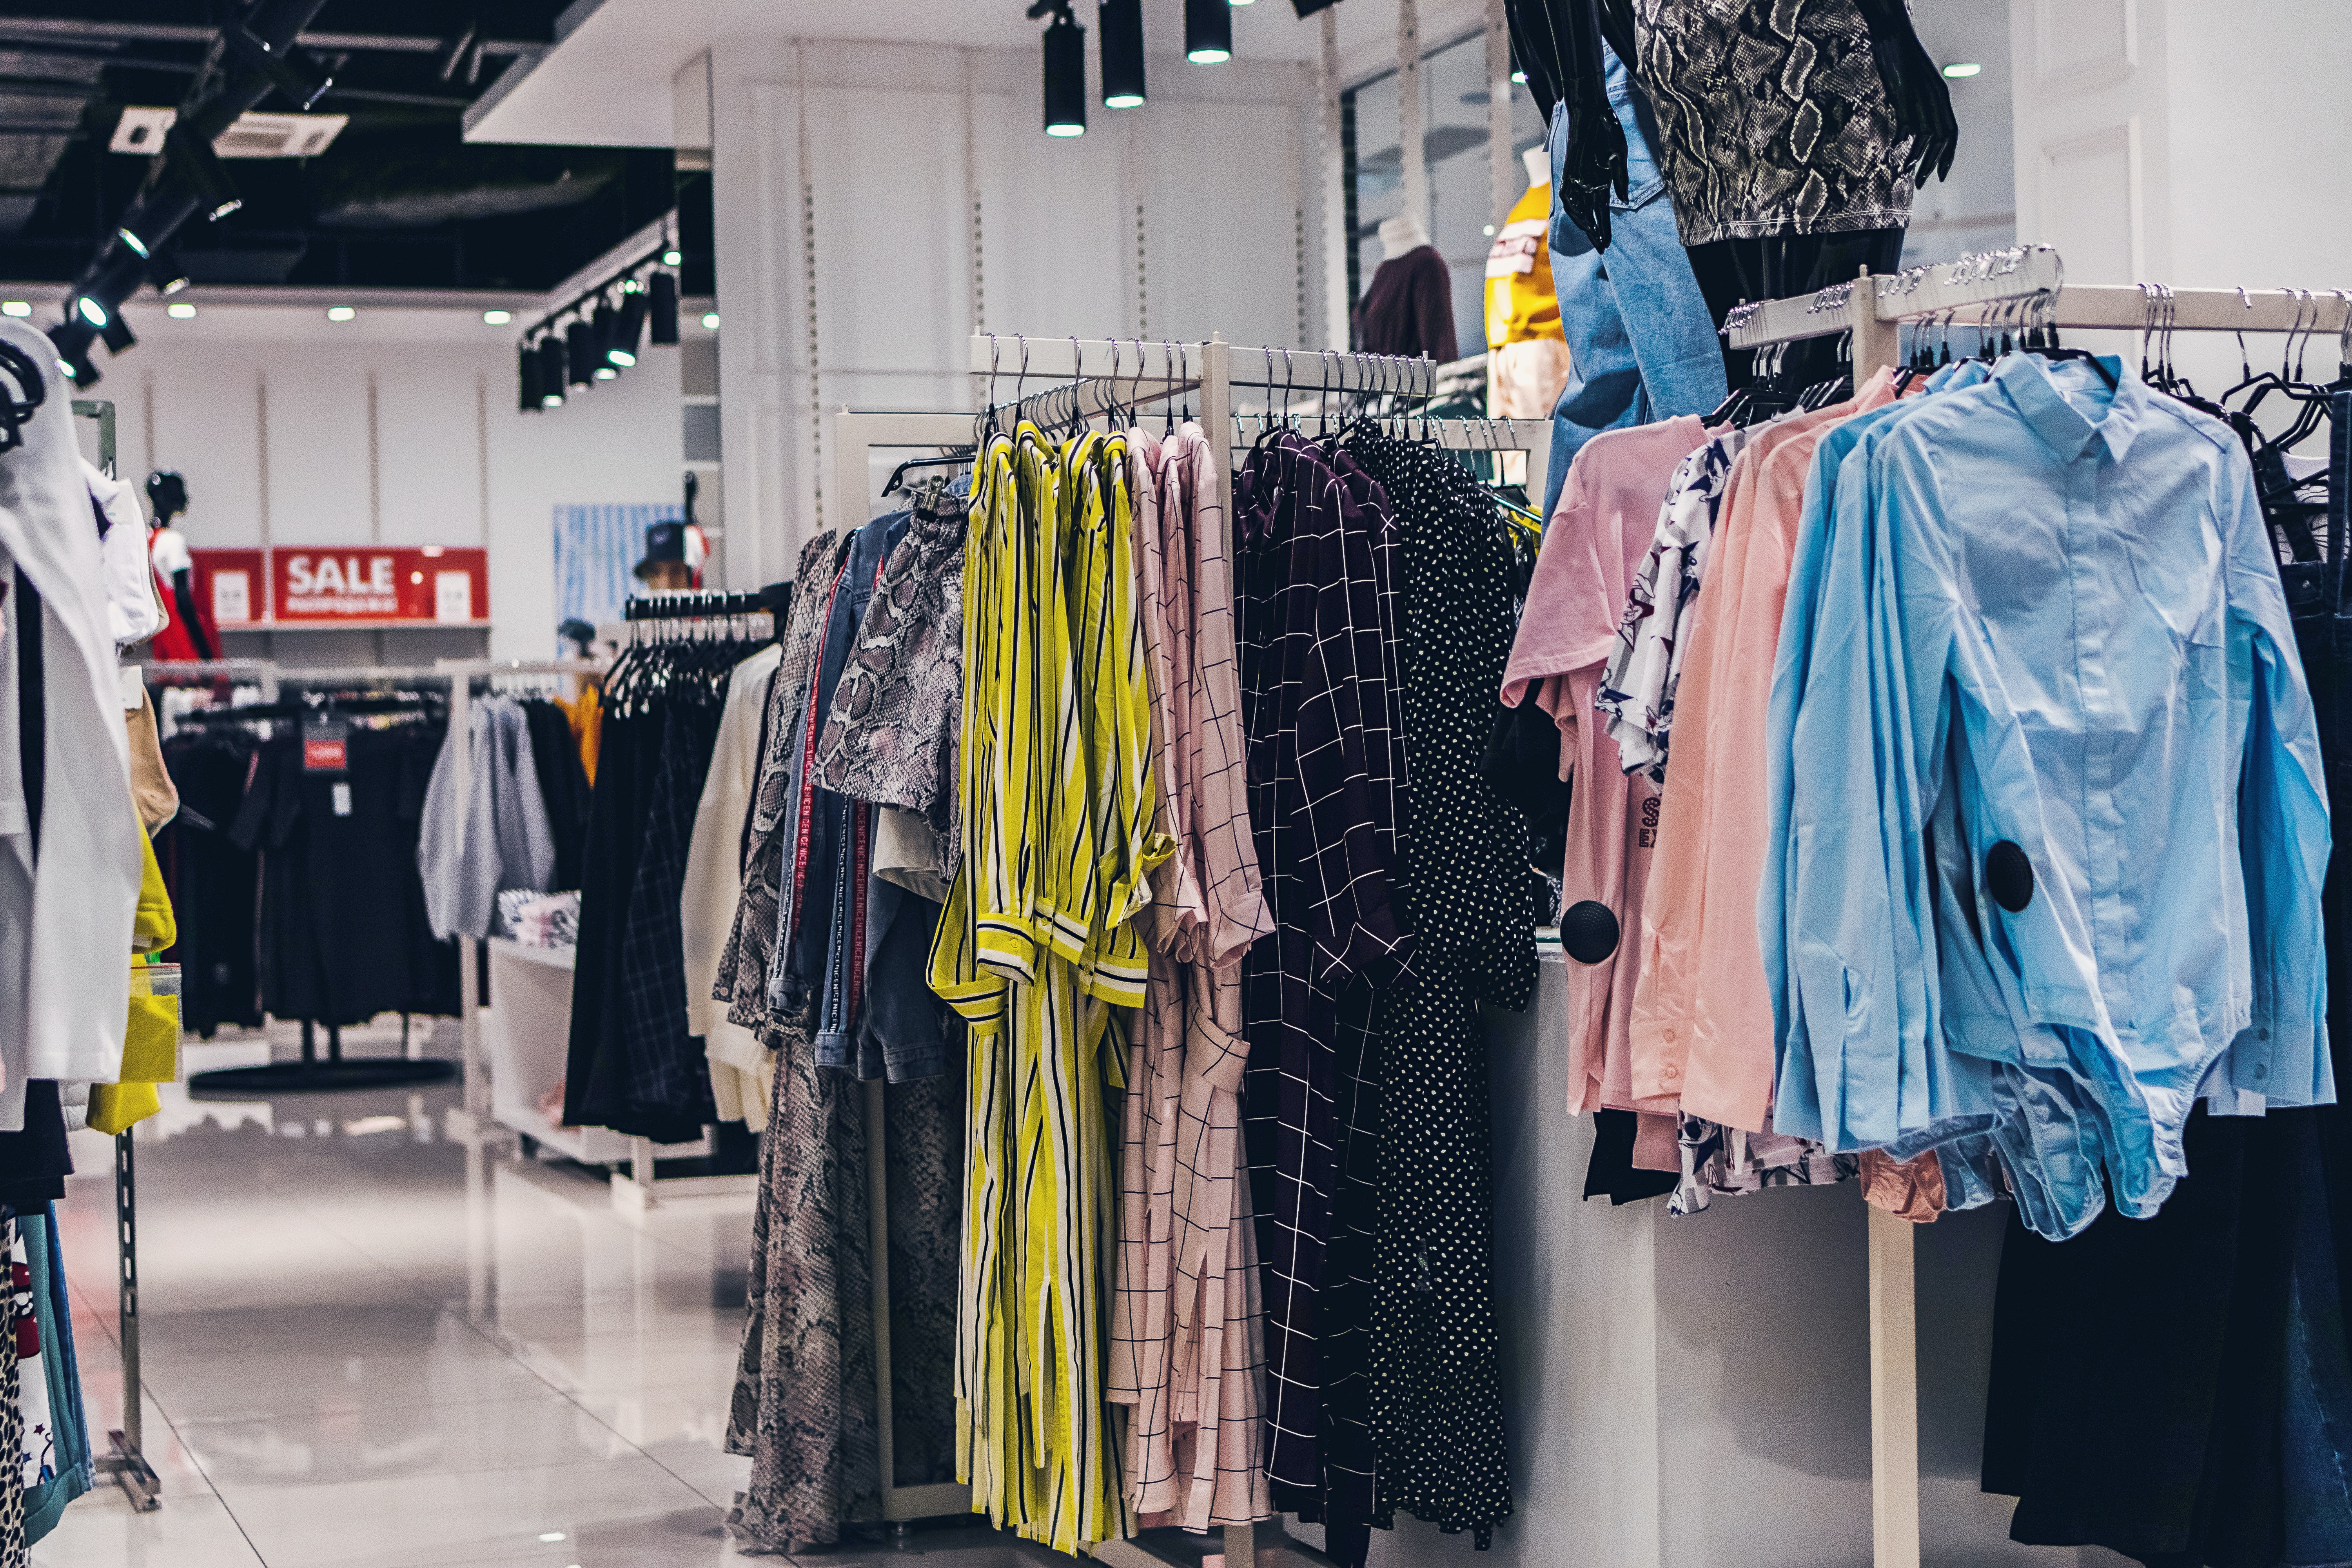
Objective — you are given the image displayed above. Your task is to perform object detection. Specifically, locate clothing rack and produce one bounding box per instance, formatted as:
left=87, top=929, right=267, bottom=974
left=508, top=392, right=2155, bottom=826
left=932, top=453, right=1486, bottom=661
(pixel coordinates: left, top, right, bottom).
left=964, top=335, right=1553, bottom=559
left=433, top=657, right=751, bottom=1213
left=623, top=587, right=786, bottom=622
left=74, top=397, right=163, bottom=1511
left=183, top=664, right=459, bottom=1097
left=1727, top=243, right=2344, bottom=1568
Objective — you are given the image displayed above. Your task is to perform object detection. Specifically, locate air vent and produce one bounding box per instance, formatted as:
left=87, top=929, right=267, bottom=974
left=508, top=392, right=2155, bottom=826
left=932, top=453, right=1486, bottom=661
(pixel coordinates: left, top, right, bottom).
left=110, top=107, right=348, bottom=160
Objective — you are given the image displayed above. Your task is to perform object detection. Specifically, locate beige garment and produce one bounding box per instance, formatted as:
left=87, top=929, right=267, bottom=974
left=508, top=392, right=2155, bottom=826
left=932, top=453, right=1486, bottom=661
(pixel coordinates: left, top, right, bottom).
left=1488, top=337, right=1572, bottom=420
left=124, top=683, right=177, bottom=834
left=1630, top=370, right=1901, bottom=1131
left=1105, top=427, right=1272, bottom=1530
left=1859, top=1147, right=1945, bottom=1223
left=873, top=806, right=951, bottom=904
left=681, top=642, right=784, bottom=1133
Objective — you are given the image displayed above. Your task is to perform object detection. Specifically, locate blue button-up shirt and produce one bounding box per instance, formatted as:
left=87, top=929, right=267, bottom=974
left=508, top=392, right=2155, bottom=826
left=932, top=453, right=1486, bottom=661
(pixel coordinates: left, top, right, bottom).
left=1762, top=355, right=2330, bottom=1233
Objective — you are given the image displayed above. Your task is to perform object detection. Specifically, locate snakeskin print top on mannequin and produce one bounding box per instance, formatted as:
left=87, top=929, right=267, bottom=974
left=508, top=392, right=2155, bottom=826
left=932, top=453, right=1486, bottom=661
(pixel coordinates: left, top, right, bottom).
left=1632, top=0, right=1917, bottom=244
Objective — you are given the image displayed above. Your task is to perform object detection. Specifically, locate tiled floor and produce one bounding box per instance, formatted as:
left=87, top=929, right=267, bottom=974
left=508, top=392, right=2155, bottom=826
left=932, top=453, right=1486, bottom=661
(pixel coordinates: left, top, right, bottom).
left=38, top=1033, right=771, bottom=1567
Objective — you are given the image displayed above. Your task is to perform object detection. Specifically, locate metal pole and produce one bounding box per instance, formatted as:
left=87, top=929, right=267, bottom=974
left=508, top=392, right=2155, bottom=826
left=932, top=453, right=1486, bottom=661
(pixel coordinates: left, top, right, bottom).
left=95, top=1131, right=161, bottom=1510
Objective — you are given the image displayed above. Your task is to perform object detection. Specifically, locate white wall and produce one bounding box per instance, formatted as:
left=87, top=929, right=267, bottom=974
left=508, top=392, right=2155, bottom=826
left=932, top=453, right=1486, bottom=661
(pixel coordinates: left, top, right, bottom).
left=704, top=38, right=1319, bottom=588
left=2009, top=0, right=2352, bottom=387
left=89, top=298, right=683, bottom=663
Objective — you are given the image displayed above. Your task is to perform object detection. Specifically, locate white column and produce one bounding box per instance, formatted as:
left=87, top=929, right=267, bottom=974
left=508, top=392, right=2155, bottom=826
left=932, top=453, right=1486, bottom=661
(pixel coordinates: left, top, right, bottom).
left=1485, top=0, right=1514, bottom=229
left=1318, top=9, right=1350, bottom=350
left=1397, top=0, right=1428, bottom=240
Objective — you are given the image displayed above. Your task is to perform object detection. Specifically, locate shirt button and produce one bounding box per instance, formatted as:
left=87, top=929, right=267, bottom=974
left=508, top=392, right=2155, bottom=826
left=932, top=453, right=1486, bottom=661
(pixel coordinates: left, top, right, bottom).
left=1663, top=1027, right=1677, bottom=1043
left=1661, top=1065, right=1680, bottom=1081
left=2258, top=1028, right=2270, bottom=1040
left=2254, top=1063, right=2270, bottom=1081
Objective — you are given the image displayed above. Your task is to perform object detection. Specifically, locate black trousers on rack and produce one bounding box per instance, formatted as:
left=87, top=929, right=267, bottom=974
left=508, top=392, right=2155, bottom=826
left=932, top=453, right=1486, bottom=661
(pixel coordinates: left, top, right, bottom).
left=1980, top=566, right=2352, bottom=1566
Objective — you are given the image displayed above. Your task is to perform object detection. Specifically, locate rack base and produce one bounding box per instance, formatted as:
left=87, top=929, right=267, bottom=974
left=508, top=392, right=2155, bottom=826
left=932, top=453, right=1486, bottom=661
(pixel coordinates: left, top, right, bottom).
left=92, top=1431, right=161, bottom=1512
left=188, top=1059, right=458, bottom=1096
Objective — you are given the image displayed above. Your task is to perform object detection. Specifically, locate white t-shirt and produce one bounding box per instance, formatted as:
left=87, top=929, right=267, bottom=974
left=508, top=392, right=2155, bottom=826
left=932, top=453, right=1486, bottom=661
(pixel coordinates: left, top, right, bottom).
left=83, top=460, right=163, bottom=648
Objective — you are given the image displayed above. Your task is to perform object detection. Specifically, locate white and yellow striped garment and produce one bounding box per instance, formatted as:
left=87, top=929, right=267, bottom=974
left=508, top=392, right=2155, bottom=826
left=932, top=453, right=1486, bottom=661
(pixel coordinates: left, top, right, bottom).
left=932, top=423, right=1165, bottom=1553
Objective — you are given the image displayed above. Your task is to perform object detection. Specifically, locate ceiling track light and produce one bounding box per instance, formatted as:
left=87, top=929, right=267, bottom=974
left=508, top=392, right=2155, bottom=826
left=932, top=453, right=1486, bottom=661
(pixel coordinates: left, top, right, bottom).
left=1037, top=3, right=1087, bottom=137
left=163, top=123, right=241, bottom=221
left=47, top=318, right=100, bottom=388
left=537, top=337, right=567, bottom=406
left=564, top=319, right=596, bottom=388
left=1184, top=0, right=1232, bottom=63
left=517, top=338, right=543, bottom=412
left=1099, top=0, right=1146, bottom=107
left=220, top=21, right=335, bottom=112
left=648, top=272, right=679, bottom=345
left=610, top=291, right=649, bottom=367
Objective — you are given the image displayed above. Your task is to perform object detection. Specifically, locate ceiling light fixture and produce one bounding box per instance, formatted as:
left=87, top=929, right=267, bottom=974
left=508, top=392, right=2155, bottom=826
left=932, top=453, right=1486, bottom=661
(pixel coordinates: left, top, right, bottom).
left=565, top=319, right=596, bottom=387
left=482, top=309, right=512, bottom=325
left=1184, top=0, right=1232, bottom=64
left=1038, top=3, right=1087, bottom=137
left=661, top=248, right=682, bottom=266
left=1100, top=0, right=1146, bottom=108
left=517, top=339, right=542, bottom=411
left=326, top=305, right=355, bottom=321
left=0, top=302, right=28, bottom=318
left=537, top=338, right=566, bottom=406
left=167, top=302, right=196, bottom=319
left=1942, top=61, right=1982, bottom=77
left=648, top=272, right=679, bottom=345
left=74, top=296, right=107, bottom=328
left=608, top=292, right=648, bottom=367
left=702, top=312, right=720, bottom=330
left=164, top=123, right=242, bottom=221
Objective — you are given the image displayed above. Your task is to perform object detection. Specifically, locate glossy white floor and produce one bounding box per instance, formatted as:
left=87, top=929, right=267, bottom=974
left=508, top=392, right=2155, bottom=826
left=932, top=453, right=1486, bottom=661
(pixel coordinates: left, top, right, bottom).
left=31, top=1028, right=1054, bottom=1568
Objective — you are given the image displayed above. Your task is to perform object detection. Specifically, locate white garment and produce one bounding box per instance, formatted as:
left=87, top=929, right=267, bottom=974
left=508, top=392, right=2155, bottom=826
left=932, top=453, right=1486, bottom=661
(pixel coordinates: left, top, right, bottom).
left=0, top=321, right=142, bottom=1116
left=84, top=461, right=162, bottom=649
left=416, top=696, right=557, bottom=941
left=680, top=643, right=782, bottom=1132
left=147, top=524, right=191, bottom=578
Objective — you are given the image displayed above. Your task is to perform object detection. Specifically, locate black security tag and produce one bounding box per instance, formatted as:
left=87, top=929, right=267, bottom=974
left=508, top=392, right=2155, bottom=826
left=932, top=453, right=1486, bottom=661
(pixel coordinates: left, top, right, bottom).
left=1561, top=900, right=1621, bottom=964
left=1986, top=840, right=2034, bottom=913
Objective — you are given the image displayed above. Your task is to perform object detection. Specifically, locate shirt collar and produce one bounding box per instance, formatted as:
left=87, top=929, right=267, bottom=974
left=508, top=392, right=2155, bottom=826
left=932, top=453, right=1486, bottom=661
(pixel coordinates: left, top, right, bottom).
left=1993, top=352, right=2145, bottom=464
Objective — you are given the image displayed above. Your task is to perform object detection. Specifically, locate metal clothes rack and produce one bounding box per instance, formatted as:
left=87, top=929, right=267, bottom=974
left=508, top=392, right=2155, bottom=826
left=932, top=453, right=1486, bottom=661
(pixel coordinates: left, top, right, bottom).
left=183, top=664, right=461, bottom=1096
left=922, top=348, right=1548, bottom=1568
left=74, top=396, right=163, bottom=1510
left=1726, top=244, right=2348, bottom=1568
left=434, top=657, right=756, bottom=1213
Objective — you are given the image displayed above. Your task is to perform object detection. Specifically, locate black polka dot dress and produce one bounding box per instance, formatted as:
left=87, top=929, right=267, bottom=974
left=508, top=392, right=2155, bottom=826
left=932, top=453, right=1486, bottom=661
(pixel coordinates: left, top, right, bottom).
left=1342, top=426, right=1537, bottom=1550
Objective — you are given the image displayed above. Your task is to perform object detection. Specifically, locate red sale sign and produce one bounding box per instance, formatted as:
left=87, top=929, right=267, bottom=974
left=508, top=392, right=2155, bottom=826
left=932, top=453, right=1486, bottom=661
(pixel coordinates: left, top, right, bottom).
left=188, top=548, right=268, bottom=625
left=269, top=547, right=489, bottom=623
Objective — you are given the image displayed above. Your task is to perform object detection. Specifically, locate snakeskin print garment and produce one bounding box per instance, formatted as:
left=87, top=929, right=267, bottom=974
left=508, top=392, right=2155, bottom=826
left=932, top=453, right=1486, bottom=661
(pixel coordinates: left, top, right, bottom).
left=726, top=1039, right=880, bottom=1550
left=1631, top=0, right=1916, bottom=244
left=715, top=529, right=853, bottom=1048
left=811, top=500, right=967, bottom=855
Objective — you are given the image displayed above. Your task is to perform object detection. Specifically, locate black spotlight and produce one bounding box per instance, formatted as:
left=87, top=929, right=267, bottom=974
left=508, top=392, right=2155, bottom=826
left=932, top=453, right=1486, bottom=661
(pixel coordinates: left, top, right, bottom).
left=648, top=272, right=680, bottom=345
left=47, top=317, right=100, bottom=388
left=1100, top=0, right=1146, bottom=107
left=1184, top=0, right=1232, bottom=63
left=609, top=290, right=648, bottom=368
left=563, top=319, right=595, bottom=387
left=537, top=338, right=567, bottom=407
left=220, top=20, right=335, bottom=110
left=163, top=123, right=241, bottom=221
left=589, top=300, right=621, bottom=377
left=1042, top=5, right=1087, bottom=136
left=517, top=338, right=543, bottom=412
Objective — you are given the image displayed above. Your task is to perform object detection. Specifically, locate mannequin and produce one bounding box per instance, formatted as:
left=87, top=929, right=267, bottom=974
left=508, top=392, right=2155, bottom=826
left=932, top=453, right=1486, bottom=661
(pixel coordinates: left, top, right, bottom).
left=1377, top=212, right=1431, bottom=260
left=143, top=470, right=217, bottom=662
left=1356, top=211, right=1456, bottom=361
left=1484, top=147, right=1570, bottom=423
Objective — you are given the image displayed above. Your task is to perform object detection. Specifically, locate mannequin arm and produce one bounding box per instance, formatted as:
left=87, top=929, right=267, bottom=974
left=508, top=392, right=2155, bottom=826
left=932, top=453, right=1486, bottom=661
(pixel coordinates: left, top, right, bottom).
left=1851, top=0, right=1957, bottom=185
left=171, top=568, right=216, bottom=662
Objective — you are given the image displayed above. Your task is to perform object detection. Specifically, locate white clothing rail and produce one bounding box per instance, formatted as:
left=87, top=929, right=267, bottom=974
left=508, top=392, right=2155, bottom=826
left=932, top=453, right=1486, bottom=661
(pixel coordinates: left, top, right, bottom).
left=432, top=659, right=750, bottom=1215
left=1730, top=246, right=2346, bottom=1568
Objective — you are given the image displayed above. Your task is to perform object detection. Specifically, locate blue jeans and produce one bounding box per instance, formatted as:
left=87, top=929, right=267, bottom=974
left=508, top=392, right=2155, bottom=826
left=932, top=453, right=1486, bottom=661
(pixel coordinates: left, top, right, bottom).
left=1542, top=47, right=1726, bottom=517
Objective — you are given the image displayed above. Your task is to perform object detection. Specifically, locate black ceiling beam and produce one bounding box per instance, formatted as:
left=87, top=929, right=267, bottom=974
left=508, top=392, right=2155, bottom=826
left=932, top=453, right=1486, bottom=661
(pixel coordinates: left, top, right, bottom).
left=0, top=20, right=544, bottom=58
